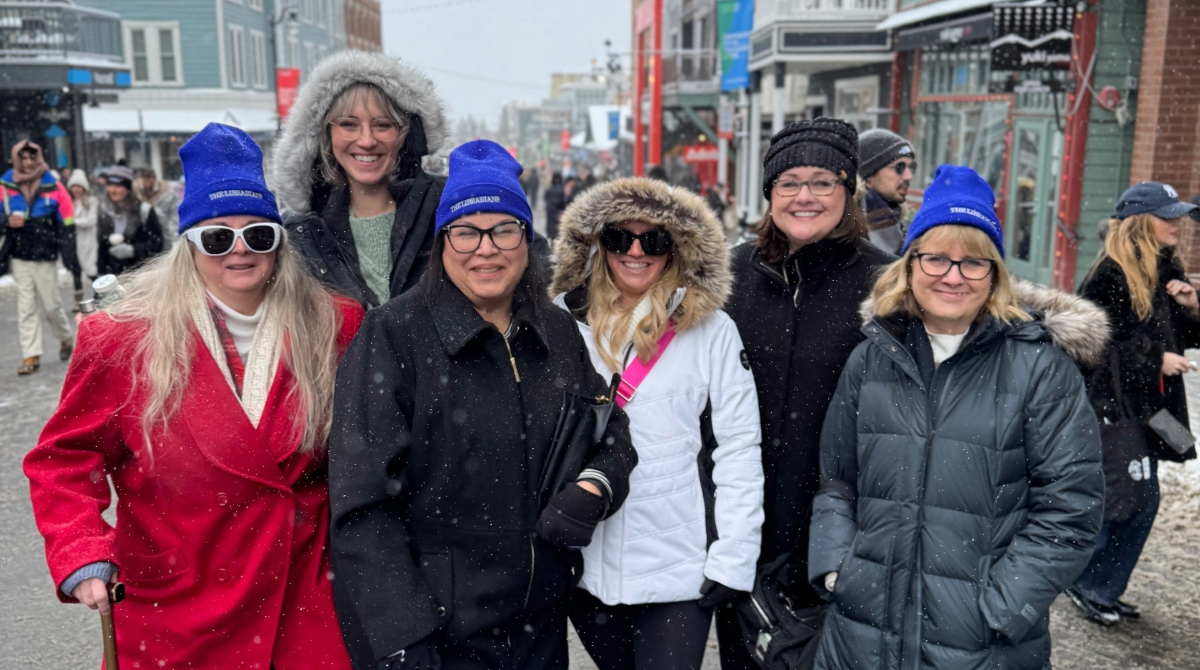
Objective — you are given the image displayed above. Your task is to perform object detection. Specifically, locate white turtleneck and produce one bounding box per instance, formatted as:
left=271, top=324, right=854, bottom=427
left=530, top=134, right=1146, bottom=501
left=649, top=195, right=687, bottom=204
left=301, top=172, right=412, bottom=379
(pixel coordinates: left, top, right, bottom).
left=207, top=292, right=264, bottom=363
left=925, top=325, right=966, bottom=366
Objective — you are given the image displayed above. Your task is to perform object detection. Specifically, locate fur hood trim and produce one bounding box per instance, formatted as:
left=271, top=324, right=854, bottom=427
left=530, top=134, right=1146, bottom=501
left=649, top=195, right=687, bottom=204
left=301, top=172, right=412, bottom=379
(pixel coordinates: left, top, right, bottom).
left=268, top=50, right=447, bottom=214
left=549, top=177, right=731, bottom=331
left=859, top=277, right=1110, bottom=365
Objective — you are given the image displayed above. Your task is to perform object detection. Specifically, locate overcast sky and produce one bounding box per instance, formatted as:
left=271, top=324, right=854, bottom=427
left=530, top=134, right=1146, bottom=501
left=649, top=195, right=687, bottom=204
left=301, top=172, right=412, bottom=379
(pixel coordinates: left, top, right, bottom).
left=380, top=0, right=631, bottom=125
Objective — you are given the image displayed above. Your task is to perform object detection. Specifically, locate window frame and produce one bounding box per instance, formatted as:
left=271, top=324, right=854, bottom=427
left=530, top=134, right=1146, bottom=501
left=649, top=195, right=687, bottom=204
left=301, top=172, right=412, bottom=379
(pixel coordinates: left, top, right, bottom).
left=123, top=21, right=183, bottom=86
left=227, top=24, right=247, bottom=88
left=248, top=30, right=268, bottom=89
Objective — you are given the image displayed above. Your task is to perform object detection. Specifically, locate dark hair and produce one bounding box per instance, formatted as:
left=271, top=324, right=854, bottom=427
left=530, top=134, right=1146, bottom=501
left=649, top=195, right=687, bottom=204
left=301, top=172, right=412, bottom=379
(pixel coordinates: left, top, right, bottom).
left=753, top=184, right=868, bottom=264
left=415, top=228, right=551, bottom=312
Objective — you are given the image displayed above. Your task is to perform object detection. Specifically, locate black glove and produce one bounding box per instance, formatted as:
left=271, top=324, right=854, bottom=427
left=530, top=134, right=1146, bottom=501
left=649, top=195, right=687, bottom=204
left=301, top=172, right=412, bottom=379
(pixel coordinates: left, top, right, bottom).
left=536, top=483, right=607, bottom=549
left=379, top=638, right=440, bottom=670
left=698, top=578, right=742, bottom=609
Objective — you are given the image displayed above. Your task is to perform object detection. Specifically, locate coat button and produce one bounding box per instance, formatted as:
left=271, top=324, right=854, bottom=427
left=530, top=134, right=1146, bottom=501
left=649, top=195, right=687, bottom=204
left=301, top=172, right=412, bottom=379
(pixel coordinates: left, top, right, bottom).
left=217, top=568, right=230, bottom=582
left=891, top=346, right=898, bottom=352
left=320, top=268, right=327, bottom=274
left=216, top=493, right=229, bottom=507
left=296, top=226, right=304, bottom=233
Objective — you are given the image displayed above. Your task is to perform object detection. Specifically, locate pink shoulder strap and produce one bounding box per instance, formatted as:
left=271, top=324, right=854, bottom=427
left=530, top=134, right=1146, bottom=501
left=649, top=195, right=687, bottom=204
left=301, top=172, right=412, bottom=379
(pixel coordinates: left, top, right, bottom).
left=615, top=326, right=676, bottom=408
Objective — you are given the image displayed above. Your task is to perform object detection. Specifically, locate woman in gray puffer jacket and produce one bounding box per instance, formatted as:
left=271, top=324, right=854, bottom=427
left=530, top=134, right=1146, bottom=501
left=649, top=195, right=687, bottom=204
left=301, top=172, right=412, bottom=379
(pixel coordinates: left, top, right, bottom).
left=808, top=166, right=1106, bottom=670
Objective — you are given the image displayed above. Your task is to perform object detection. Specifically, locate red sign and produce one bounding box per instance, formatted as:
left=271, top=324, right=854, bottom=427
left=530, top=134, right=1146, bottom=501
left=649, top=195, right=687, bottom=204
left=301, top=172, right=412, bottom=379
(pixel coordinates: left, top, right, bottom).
left=682, top=144, right=720, bottom=163
left=275, top=68, right=302, bottom=122
left=561, top=130, right=571, bottom=151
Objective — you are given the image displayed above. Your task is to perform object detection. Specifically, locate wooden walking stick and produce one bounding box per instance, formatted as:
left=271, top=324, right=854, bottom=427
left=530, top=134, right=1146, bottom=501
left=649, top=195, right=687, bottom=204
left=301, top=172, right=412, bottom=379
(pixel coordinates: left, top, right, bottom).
left=101, top=582, right=125, bottom=670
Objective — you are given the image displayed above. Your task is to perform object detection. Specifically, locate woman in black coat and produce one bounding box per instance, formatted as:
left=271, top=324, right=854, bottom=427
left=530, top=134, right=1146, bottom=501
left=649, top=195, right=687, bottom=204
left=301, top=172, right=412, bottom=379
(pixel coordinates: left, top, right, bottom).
left=328, top=141, right=637, bottom=670
left=1068, top=182, right=1200, bottom=625
left=718, top=119, right=892, bottom=668
left=96, top=166, right=164, bottom=276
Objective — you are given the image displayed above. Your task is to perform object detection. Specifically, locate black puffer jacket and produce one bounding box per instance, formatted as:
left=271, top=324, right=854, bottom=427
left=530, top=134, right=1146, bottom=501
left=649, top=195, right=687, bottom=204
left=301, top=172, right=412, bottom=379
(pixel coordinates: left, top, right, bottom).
left=328, top=281, right=637, bottom=670
left=808, top=285, right=1107, bottom=670
left=724, top=238, right=893, bottom=607
left=1080, top=250, right=1200, bottom=462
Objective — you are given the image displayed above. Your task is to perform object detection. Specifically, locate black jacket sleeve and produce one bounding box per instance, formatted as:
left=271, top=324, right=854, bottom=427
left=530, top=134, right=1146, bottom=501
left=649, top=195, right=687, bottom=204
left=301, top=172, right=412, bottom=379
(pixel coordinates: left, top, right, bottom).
left=570, top=323, right=637, bottom=517
left=327, top=310, right=442, bottom=661
left=132, top=208, right=164, bottom=263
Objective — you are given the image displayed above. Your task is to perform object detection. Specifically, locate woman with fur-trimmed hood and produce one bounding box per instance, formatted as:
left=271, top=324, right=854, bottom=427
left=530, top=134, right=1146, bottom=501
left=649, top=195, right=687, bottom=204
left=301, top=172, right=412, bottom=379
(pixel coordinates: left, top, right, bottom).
left=269, top=50, right=449, bottom=309
left=551, top=178, right=765, bottom=670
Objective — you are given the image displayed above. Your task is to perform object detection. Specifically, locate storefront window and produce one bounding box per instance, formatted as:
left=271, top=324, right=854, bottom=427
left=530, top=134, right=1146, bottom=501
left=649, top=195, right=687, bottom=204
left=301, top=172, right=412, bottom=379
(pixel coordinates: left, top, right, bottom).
left=913, top=99, right=1008, bottom=193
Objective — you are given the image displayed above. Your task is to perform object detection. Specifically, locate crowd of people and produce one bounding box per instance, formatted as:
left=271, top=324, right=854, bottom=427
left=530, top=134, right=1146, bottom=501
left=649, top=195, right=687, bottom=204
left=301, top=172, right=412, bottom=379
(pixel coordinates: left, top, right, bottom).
left=8, top=50, right=1200, bottom=670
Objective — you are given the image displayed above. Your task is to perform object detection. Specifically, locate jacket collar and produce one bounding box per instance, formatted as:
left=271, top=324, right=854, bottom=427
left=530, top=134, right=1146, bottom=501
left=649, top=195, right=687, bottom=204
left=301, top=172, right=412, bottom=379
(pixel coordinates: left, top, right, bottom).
left=430, top=280, right=550, bottom=356
left=752, top=237, right=862, bottom=292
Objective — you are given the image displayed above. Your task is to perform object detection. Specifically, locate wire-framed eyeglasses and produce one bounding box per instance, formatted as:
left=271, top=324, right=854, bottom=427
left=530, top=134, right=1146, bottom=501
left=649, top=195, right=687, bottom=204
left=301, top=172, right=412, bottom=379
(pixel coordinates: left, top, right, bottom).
left=772, top=177, right=842, bottom=198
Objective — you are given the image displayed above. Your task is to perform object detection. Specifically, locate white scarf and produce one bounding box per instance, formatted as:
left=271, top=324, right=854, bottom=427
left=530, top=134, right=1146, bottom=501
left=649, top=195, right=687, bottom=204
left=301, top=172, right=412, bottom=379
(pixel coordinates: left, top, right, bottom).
left=190, top=298, right=282, bottom=427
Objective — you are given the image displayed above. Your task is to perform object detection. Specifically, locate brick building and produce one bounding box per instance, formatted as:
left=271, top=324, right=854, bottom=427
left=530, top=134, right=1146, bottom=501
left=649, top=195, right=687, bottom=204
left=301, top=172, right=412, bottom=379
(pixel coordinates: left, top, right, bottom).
left=345, top=0, right=381, bottom=52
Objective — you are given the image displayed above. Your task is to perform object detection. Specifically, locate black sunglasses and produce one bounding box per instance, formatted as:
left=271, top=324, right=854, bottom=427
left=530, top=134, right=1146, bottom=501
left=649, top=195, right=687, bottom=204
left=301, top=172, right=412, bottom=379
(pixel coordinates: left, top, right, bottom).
left=892, top=160, right=917, bottom=176
left=599, top=226, right=673, bottom=256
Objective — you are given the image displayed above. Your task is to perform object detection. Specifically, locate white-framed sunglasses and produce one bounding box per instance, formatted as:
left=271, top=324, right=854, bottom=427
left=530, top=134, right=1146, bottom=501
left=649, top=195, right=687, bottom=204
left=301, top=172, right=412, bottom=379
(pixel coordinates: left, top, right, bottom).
left=184, top=222, right=283, bottom=256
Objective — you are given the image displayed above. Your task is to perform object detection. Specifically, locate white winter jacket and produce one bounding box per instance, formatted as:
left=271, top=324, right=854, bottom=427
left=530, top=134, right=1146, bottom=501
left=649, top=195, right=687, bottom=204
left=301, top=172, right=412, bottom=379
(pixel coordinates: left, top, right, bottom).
left=554, top=291, right=765, bottom=605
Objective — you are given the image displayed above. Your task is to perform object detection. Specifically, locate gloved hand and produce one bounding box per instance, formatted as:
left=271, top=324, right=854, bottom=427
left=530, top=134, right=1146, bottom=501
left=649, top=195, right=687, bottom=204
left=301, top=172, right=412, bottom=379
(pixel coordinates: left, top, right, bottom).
left=698, top=578, right=742, bottom=609
left=107, top=233, right=125, bottom=246
left=379, top=637, right=440, bottom=670
left=824, top=572, right=838, bottom=593
left=109, top=243, right=134, bottom=260
left=536, top=483, right=606, bottom=549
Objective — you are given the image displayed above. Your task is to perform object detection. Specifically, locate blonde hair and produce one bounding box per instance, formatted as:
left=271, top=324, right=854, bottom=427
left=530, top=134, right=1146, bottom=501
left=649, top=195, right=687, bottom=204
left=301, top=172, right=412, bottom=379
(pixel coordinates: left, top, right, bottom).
left=317, top=83, right=411, bottom=188
left=871, top=224, right=1031, bottom=324
left=1098, top=213, right=1160, bottom=321
left=585, top=249, right=692, bottom=372
left=104, top=231, right=342, bottom=458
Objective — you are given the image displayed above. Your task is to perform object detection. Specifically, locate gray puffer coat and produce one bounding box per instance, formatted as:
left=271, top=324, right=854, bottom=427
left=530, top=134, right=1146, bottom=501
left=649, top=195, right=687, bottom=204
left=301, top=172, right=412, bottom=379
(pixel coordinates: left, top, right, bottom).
left=809, top=281, right=1107, bottom=670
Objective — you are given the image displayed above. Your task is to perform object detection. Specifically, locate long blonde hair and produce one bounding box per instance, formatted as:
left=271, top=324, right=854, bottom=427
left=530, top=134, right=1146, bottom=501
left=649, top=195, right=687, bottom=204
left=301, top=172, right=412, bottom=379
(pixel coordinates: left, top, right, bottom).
left=1099, top=213, right=1160, bottom=321
left=585, top=250, right=689, bottom=372
left=871, top=224, right=1031, bottom=324
left=105, top=232, right=341, bottom=457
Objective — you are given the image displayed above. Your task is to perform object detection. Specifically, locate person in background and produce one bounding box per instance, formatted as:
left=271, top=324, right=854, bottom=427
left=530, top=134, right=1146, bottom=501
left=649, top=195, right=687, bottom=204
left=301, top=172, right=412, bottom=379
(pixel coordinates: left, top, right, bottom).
left=328, top=140, right=636, bottom=670
left=551, top=177, right=764, bottom=670
left=97, top=165, right=165, bottom=275
left=544, top=171, right=577, bottom=240
left=522, top=164, right=540, bottom=209
left=136, top=166, right=181, bottom=249
left=706, top=182, right=726, bottom=220
left=857, top=128, right=915, bottom=255
left=25, top=123, right=363, bottom=670
left=1067, top=182, right=1200, bottom=625
left=271, top=51, right=447, bottom=309
left=1, top=140, right=79, bottom=375
left=67, top=170, right=99, bottom=282
left=718, top=119, right=894, bottom=669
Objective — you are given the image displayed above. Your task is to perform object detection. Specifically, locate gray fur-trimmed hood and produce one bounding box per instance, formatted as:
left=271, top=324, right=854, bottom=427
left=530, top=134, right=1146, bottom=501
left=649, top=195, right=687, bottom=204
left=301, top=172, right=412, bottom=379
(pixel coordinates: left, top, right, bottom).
left=268, top=50, right=447, bottom=214
left=549, top=177, right=731, bottom=331
left=859, top=277, right=1110, bottom=365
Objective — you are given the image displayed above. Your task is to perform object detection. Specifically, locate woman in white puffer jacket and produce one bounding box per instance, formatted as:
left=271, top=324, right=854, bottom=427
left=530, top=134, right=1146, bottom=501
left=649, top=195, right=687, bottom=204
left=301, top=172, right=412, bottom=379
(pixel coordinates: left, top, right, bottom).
left=551, top=177, right=764, bottom=670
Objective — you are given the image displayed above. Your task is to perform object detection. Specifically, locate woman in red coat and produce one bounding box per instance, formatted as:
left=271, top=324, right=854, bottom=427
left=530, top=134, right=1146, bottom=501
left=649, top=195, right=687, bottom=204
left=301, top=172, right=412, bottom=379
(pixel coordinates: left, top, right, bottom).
left=25, top=123, right=363, bottom=670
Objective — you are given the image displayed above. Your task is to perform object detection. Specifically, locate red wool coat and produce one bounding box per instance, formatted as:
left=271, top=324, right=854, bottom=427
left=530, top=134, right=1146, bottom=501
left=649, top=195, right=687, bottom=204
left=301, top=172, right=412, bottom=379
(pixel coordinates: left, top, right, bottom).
left=25, top=297, right=364, bottom=670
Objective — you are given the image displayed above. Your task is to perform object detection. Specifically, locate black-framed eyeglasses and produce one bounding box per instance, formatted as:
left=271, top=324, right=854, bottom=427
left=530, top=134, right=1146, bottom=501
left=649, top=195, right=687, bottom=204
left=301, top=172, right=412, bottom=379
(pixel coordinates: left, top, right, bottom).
left=772, top=177, right=842, bottom=198
left=443, top=220, right=527, bottom=253
left=914, top=253, right=995, bottom=280
left=599, top=226, right=674, bottom=256
left=892, top=160, right=917, bottom=176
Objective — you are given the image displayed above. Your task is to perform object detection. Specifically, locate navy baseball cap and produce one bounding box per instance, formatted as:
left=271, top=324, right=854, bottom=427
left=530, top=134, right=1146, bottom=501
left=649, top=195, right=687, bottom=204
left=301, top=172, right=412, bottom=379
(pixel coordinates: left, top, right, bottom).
left=1115, top=182, right=1197, bottom=221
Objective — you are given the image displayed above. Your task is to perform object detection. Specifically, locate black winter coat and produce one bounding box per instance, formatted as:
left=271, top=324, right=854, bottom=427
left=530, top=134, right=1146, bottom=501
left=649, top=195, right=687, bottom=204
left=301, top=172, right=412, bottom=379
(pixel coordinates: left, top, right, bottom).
left=283, top=173, right=444, bottom=309
left=1079, top=250, right=1200, bottom=462
left=724, top=238, right=893, bottom=607
left=327, top=282, right=637, bottom=670
left=809, top=312, right=1104, bottom=670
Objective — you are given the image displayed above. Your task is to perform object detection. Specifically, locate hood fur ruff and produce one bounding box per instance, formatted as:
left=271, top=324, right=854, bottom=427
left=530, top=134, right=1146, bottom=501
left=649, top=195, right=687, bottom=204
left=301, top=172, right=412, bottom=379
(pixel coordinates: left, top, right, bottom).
left=550, top=177, right=731, bottom=332
left=268, top=50, right=448, bottom=214
left=859, top=277, right=1110, bottom=365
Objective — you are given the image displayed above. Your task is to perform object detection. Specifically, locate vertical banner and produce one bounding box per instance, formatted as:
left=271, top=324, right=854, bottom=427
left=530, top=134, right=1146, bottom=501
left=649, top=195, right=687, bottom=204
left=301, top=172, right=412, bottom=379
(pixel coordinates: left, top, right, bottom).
left=717, top=100, right=734, bottom=140
left=720, top=0, right=753, bottom=92
left=275, top=68, right=302, bottom=122
left=608, top=111, right=620, bottom=141
left=561, top=130, right=571, bottom=150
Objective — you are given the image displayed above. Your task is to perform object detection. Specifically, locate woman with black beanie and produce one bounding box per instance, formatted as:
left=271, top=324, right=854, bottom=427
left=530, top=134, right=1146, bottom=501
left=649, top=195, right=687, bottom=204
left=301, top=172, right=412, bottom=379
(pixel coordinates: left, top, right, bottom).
left=717, top=118, right=893, bottom=668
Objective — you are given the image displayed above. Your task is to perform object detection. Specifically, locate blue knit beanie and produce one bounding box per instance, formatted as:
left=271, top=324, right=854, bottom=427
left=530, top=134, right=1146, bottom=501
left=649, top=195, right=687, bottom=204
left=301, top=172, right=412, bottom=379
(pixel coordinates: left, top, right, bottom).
left=177, top=123, right=280, bottom=234
left=902, top=165, right=1004, bottom=257
left=436, top=140, right=533, bottom=240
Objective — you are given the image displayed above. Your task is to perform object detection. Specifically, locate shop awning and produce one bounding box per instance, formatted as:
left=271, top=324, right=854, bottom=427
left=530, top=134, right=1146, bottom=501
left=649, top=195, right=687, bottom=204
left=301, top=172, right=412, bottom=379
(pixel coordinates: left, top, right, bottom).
left=876, top=0, right=997, bottom=31
left=83, top=107, right=277, bottom=135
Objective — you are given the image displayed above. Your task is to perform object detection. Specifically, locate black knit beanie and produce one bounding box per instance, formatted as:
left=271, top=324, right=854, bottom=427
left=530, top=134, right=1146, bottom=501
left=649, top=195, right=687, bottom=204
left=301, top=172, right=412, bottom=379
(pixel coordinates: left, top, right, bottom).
left=858, top=128, right=914, bottom=180
left=762, top=118, right=859, bottom=199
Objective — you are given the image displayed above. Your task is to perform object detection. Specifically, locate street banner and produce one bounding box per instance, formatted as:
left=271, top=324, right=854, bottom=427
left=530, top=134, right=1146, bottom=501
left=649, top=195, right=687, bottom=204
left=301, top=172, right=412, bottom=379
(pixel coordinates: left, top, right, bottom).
left=720, top=0, right=753, bottom=91
left=990, top=4, right=1074, bottom=71
left=608, top=111, right=620, bottom=141
left=275, top=68, right=301, bottom=121
left=717, top=100, right=734, bottom=140
left=561, top=130, right=571, bottom=151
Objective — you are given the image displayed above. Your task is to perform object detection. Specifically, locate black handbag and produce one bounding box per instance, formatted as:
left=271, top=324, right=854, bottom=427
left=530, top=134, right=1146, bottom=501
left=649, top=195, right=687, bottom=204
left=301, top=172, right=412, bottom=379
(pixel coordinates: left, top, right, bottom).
left=734, top=553, right=826, bottom=670
left=1099, top=348, right=1157, bottom=522
left=1146, top=408, right=1195, bottom=456
left=538, top=374, right=618, bottom=509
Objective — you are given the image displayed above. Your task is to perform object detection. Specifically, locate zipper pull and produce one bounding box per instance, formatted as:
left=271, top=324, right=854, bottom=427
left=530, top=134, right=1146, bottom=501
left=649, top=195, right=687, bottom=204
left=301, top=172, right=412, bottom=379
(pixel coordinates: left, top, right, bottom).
left=508, top=354, right=521, bottom=383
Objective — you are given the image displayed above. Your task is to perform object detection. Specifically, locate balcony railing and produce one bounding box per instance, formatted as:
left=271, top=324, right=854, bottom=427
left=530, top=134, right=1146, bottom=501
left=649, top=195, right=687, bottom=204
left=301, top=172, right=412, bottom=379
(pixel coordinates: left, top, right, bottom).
left=0, top=2, right=123, bottom=63
left=662, top=48, right=719, bottom=93
left=756, top=0, right=893, bottom=26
